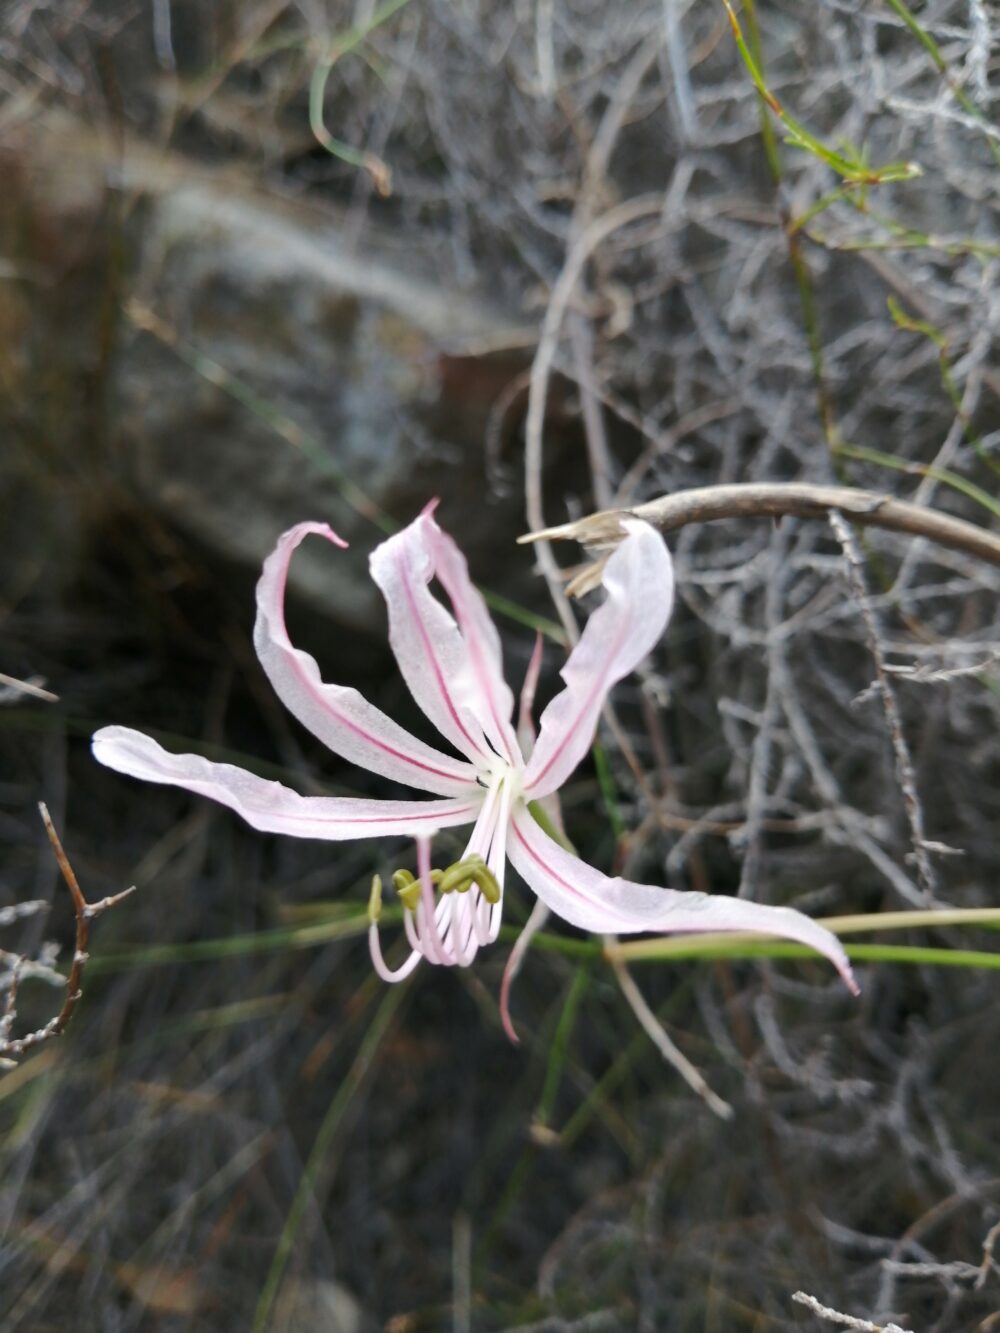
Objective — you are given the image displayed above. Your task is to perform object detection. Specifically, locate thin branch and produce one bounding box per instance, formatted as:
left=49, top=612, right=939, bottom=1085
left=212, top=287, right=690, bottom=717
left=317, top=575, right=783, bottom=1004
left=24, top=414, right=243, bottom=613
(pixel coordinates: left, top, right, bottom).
left=524, top=192, right=666, bottom=642
left=520, top=482, right=1000, bottom=572
left=569, top=312, right=615, bottom=512
left=977, top=1218, right=1000, bottom=1289
left=0, top=671, right=58, bottom=703
left=791, top=1291, right=914, bottom=1333
left=0, top=804, right=136, bottom=1065
left=885, top=654, right=1000, bottom=684
left=829, top=511, right=937, bottom=901
left=606, top=954, right=733, bottom=1120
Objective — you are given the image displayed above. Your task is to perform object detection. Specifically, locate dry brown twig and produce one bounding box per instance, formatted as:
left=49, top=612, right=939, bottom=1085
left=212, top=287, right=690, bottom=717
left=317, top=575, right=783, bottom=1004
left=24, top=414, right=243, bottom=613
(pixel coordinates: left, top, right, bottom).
left=0, top=803, right=135, bottom=1069
left=520, top=483, right=1000, bottom=593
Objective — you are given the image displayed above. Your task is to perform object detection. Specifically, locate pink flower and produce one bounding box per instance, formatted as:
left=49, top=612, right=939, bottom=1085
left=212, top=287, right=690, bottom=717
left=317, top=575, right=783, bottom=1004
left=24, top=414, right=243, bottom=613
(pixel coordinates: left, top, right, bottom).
left=93, top=510, right=856, bottom=1010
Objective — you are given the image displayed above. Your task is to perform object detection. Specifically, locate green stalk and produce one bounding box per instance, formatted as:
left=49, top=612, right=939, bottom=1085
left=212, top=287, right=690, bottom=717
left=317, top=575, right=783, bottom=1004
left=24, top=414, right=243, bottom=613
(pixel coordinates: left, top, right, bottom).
left=833, top=442, right=1000, bottom=522
left=534, top=966, right=591, bottom=1130
left=251, top=979, right=409, bottom=1333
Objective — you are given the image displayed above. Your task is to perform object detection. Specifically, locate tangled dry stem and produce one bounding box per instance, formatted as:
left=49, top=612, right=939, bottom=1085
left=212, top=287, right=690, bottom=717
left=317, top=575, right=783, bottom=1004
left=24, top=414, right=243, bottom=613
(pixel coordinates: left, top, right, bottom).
left=0, top=806, right=134, bottom=1068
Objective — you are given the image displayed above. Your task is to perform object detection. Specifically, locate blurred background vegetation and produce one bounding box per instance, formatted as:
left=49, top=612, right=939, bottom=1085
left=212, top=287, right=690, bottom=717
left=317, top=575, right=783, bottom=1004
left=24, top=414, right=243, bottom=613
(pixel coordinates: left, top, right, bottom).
left=1, top=1, right=999, bottom=1329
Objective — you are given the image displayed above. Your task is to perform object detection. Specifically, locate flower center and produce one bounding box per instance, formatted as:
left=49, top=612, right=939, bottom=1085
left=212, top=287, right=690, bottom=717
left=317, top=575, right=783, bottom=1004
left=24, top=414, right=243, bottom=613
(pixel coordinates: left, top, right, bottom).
left=367, top=854, right=502, bottom=927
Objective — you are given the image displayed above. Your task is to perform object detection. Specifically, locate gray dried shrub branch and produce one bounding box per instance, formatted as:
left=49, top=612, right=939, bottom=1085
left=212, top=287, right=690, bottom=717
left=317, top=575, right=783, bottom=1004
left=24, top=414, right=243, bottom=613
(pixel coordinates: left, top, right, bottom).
left=1, top=807, right=134, bottom=1069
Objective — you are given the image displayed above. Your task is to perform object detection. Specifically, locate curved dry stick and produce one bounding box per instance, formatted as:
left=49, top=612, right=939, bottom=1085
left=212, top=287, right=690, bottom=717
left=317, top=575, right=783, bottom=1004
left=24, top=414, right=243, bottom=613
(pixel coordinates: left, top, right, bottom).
left=519, top=482, right=1000, bottom=570
left=0, top=805, right=135, bottom=1066
left=524, top=192, right=666, bottom=641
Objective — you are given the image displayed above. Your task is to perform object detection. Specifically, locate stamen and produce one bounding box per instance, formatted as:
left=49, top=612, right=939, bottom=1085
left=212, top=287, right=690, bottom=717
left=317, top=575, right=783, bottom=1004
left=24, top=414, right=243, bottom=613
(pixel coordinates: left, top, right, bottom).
left=403, top=902, right=423, bottom=953
left=388, top=869, right=421, bottom=912
left=438, top=854, right=485, bottom=895
left=382, top=848, right=501, bottom=968
left=368, top=874, right=383, bottom=924
left=471, top=864, right=501, bottom=904
left=485, top=775, right=513, bottom=943
left=398, top=882, right=421, bottom=912
left=415, top=837, right=454, bottom=965
left=366, top=874, right=422, bottom=983
left=368, top=921, right=422, bottom=984
left=447, top=891, right=478, bottom=967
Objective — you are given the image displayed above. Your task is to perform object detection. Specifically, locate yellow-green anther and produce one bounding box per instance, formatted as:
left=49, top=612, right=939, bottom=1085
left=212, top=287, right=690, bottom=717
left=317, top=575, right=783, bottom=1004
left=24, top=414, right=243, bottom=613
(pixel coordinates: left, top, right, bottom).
left=472, top=865, right=501, bottom=904
left=430, top=869, right=443, bottom=885
left=392, top=868, right=415, bottom=893
left=368, top=874, right=383, bottom=925
left=397, top=880, right=422, bottom=912
left=437, top=855, right=485, bottom=895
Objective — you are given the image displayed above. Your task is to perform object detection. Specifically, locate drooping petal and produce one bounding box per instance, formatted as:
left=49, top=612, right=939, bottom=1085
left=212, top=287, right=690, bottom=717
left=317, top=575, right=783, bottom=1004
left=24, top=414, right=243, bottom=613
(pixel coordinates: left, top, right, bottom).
left=92, top=727, right=481, bottom=841
left=369, top=513, right=510, bottom=765
left=254, top=523, right=479, bottom=797
left=522, top=521, right=675, bottom=799
left=507, top=806, right=857, bottom=992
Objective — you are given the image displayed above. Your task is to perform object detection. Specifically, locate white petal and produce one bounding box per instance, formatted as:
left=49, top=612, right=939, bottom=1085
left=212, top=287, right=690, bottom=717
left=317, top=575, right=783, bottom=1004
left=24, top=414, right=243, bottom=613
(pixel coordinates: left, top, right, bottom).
left=426, top=515, right=521, bottom=765
left=93, top=727, right=481, bottom=841
left=369, top=512, right=519, bottom=765
left=522, top=522, right=674, bottom=799
left=254, top=522, right=479, bottom=796
left=507, top=805, right=857, bottom=992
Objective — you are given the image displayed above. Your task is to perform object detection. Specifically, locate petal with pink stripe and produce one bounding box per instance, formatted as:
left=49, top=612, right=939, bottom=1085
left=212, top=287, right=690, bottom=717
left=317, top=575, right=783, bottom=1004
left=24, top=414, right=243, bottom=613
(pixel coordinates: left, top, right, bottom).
left=254, top=523, right=479, bottom=797
left=369, top=515, right=499, bottom=764
left=507, top=806, right=857, bottom=993
left=426, top=515, right=521, bottom=765
left=92, top=727, right=481, bottom=841
left=522, top=522, right=675, bottom=799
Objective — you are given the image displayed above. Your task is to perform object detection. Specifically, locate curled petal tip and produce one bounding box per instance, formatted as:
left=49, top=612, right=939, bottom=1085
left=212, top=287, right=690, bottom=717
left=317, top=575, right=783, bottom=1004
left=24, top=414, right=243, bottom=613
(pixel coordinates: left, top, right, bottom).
left=276, top=521, right=349, bottom=551
left=499, top=978, right=521, bottom=1045
left=91, top=724, right=140, bottom=769
left=823, top=934, right=859, bottom=996
left=314, top=523, right=350, bottom=550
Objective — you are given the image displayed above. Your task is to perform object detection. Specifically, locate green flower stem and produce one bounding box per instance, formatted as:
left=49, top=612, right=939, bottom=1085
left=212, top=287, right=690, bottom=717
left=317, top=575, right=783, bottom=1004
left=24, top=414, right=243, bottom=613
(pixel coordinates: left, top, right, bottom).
left=605, top=906, right=1000, bottom=964
left=251, top=979, right=409, bottom=1333
left=833, top=442, right=1000, bottom=523
left=606, top=942, right=1000, bottom=972
left=534, top=965, right=591, bottom=1132
left=526, top=798, right=575, bottom=852
left=721, top=0, right=921, bottom=184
